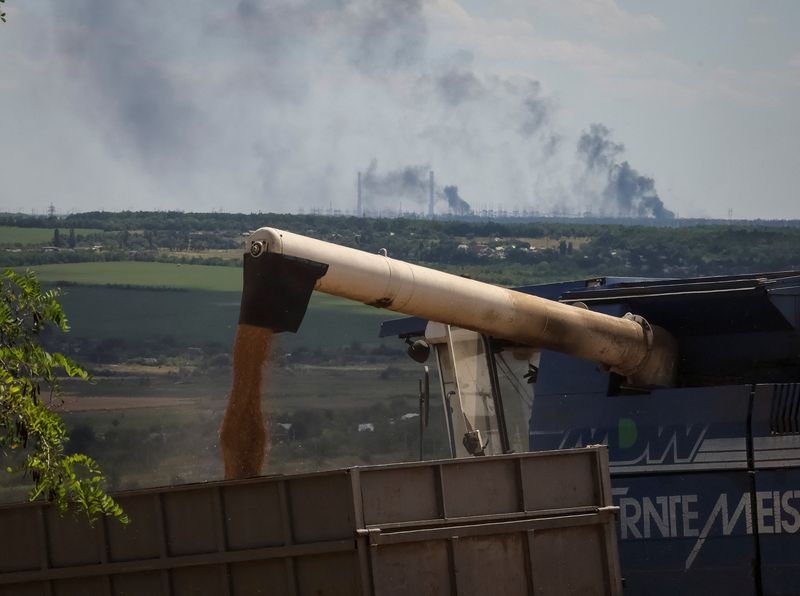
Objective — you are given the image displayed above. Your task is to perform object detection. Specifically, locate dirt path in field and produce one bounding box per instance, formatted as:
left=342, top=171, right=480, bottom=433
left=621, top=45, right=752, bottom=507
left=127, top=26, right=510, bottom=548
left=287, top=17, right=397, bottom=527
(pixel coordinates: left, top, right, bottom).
left=51, top=395, right=203, bottom=412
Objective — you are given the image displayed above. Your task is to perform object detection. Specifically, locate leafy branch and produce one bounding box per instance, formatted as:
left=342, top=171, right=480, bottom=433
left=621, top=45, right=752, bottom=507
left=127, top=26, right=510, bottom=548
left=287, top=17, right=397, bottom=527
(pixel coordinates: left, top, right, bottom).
left=1, top=0, right=6, bottom=24
left=1, top=269, right=127, bottom=524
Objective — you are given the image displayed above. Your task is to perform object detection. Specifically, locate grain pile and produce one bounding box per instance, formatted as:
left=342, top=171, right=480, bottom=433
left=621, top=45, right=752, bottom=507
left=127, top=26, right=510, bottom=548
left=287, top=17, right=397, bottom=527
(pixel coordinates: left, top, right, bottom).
left=219, top=324, right=273, bottom=479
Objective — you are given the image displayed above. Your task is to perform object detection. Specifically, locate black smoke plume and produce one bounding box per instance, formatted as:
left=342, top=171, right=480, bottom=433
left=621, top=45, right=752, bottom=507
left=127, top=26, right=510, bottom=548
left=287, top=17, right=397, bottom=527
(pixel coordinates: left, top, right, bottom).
left=360, top=162, right=472, bottom=215
left=442, top=186, right=471, bottom=216
left=577, top=124, right=674, bottom=219
left=361, top=161, right=428, bottom=207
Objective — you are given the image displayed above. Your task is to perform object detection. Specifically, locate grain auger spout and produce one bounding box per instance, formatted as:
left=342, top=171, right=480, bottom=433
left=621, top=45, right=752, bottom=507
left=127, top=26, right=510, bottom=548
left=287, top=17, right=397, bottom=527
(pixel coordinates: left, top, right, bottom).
left=239, top=227, right=678, bottom=387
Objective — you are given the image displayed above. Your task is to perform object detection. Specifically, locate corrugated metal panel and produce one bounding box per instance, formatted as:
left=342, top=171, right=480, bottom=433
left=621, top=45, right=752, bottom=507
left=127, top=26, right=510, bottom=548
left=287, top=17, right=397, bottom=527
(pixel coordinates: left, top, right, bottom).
left=0, top=447, right=620, bottom=596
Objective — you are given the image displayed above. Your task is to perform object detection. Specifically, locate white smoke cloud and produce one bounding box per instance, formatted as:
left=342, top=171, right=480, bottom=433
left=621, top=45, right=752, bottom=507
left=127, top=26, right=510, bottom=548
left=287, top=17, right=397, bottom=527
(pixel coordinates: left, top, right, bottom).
left=0, top=0, right=671, bottom=218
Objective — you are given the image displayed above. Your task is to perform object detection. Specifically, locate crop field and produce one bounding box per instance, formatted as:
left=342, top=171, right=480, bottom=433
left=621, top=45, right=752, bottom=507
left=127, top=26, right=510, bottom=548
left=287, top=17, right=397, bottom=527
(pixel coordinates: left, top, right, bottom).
left=28, top=261, right=243, bottom=291
left=22, top=260, right=395, bottom=348
left=162, top=248, right=241, bottom=262
left=55, top=285, right=241, bottom=343
left=0, top=226, right=102, bottom=245
left=55, top=395, right=203, bottom=412
left=53, top=284, right=393, bottom=349
left=30, top=260, right=410, bottom=309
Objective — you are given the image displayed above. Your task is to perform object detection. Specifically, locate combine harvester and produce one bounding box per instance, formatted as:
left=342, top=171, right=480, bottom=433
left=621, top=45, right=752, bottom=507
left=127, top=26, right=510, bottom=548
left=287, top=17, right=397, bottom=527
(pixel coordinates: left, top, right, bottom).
left=4, top=226, right=799, bottom=594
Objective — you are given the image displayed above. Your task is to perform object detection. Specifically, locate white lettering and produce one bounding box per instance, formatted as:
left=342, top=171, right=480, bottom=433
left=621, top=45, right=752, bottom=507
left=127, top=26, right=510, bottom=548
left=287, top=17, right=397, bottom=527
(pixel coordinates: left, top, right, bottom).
left=643, top=496, right=670, bottom=538
left=682, top=495, right=699, bottom=537
left=617, top=488, right=800, bottom=571
left=620, top=498, right=642, bottom=539
left=722, top=493, right=750, bottom=535
left=757, top=491, right=774, bottom=534
left=669, top=495, right=680, bottom=537
left=782, top=491, right=800, bottom=533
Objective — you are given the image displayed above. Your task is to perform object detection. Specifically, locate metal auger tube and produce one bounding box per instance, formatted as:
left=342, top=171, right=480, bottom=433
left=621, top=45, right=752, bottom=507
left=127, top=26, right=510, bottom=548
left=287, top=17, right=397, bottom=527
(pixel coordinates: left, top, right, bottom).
left=240, top=227, right=677, bottom=387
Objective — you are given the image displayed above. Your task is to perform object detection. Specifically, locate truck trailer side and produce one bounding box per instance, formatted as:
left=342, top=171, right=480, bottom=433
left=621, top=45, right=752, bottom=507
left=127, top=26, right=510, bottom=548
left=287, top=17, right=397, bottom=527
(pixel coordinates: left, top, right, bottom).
left=0, top=447, right=621, bottom=596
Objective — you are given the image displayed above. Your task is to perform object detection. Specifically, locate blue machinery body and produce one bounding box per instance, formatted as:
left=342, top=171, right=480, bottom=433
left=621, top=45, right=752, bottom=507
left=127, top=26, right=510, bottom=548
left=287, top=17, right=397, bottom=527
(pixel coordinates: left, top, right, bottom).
left=381, top=271, right=800, bottom=595
left=239, top=229, right=800, bottom=594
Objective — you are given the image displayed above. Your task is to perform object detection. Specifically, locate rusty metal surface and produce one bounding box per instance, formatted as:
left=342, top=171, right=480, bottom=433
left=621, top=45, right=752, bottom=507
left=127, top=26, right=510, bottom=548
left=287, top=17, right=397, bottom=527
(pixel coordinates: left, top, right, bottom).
left=0, top=448, right=621, bottom=596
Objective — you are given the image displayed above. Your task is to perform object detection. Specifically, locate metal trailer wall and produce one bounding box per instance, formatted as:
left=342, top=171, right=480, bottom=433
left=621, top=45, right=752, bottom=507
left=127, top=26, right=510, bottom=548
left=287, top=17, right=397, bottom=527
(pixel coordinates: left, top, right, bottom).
left=0, top=447, right=621, bottom=596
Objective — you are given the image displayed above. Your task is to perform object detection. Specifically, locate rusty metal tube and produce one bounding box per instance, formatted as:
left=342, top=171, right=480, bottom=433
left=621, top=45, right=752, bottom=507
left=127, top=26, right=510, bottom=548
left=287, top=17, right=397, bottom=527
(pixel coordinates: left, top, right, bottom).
left=245, top=227, right=677, bottom=386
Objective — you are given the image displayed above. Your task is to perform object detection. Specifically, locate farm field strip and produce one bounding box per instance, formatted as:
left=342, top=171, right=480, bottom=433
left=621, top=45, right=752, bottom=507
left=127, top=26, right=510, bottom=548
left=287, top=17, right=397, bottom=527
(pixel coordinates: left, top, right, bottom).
left=25, top=261, right=393, bottom=316
left=52, top=395, right=205, bottom=412
left=0, top=226, right=103, bottom=245
left=27, top=261, right=243, bottom=291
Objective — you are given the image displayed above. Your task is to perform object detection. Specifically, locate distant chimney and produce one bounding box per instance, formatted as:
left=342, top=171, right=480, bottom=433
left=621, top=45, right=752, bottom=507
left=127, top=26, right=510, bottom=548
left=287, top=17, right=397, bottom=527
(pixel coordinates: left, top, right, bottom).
left=357, top=171, right=362, bottom=216
left=428, top=170, right=434, bottom=218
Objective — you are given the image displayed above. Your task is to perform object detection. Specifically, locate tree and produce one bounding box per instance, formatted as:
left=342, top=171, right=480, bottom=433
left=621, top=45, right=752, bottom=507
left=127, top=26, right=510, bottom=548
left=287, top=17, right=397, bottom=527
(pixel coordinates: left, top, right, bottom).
left=1, top=0, right=6, bottom=23
left=0, top=269, right=127, bottom=524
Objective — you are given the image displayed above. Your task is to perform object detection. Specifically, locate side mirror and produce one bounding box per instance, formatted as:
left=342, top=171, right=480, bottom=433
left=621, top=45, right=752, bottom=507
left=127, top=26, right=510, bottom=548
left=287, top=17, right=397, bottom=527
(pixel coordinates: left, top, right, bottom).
left=406, top=338, right=431, bottom=363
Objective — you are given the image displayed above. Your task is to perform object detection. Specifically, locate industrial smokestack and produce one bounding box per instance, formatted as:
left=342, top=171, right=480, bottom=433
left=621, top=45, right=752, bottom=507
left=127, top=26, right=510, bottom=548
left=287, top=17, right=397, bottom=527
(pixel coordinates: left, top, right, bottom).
left=429, top=170, right=434, bottom=218
left=357, top=171, right=362, bottom=216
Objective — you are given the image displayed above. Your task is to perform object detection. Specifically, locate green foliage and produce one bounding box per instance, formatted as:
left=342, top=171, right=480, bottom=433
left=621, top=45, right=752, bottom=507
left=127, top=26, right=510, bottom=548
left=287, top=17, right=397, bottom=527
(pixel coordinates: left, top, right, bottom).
left=1, top=0, right=6, bottom=24
left=4, top=210, right=800, bottom=286
left=0, top=269, right=127, bottom=524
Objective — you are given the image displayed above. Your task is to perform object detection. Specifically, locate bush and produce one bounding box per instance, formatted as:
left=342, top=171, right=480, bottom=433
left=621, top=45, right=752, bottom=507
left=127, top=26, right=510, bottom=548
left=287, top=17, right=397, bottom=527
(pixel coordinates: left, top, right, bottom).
left=0, top=270, right=127, bottom=524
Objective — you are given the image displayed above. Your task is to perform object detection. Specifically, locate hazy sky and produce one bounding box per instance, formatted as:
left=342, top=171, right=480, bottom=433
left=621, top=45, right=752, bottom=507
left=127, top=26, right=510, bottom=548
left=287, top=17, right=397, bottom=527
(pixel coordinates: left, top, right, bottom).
left=1, top=0, right=798, bottom=219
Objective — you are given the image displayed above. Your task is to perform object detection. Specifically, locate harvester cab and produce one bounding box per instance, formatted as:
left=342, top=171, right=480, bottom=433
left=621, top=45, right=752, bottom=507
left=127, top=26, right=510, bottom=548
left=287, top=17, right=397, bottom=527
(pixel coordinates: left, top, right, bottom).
left=416, top=320, right=537, bottom=458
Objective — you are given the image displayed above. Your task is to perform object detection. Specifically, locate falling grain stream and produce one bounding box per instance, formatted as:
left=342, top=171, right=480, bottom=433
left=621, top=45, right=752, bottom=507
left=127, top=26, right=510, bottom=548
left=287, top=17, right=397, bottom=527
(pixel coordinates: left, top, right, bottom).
left=220, top=324, right=273, bottom=479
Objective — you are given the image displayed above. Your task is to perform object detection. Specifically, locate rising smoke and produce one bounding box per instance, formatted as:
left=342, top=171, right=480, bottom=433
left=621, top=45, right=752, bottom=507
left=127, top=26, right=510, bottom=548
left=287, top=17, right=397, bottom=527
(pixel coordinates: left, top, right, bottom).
left=7, top=0, right=672, bottom=218
left=53, top=1, right=204, bottom=175
left=577, top=124, right=674, bottom=219
left=360, top=161, right=472, bottom=215
left=361, top=161, right=429, bottom=207
left=442, top=186, right=471, bottom=216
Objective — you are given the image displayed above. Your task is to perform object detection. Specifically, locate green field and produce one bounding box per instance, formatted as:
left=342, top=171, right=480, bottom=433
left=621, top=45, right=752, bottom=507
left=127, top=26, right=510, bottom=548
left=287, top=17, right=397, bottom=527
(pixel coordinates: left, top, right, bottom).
left=55, top=284, right=393, bottom=349
left=29, top=261, right=243, bottom=291
left=26, top=258, right=397, bottom=350
left=0, top=226, right=102, bottom=245
left=28, top=261, right=413, bottom=315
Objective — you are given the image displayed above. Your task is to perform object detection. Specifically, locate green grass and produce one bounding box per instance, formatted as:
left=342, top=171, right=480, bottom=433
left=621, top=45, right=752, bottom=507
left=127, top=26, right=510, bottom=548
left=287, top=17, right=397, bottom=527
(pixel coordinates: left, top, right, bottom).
left=29, top=261, right=243, bottom=291
left=0, top=226, right=102, bottom=245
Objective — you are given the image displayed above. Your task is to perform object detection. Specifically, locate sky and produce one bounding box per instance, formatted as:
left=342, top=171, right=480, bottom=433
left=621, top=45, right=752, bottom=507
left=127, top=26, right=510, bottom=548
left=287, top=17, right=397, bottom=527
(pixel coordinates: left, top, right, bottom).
left=0, top=0, right=798, bottom=219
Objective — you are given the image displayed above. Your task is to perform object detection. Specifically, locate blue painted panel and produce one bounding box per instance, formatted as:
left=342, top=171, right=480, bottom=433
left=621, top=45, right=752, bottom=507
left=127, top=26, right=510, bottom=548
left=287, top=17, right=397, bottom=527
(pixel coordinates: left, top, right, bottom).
left=614, top=473, right=756, bottom=596
left=752, top=384, right=800, bottom=596
left=532, top=386, right=750, bottom=473
left=531, top=385, right=754, bottom=595
left=753, top=468, right=800, bottom=596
